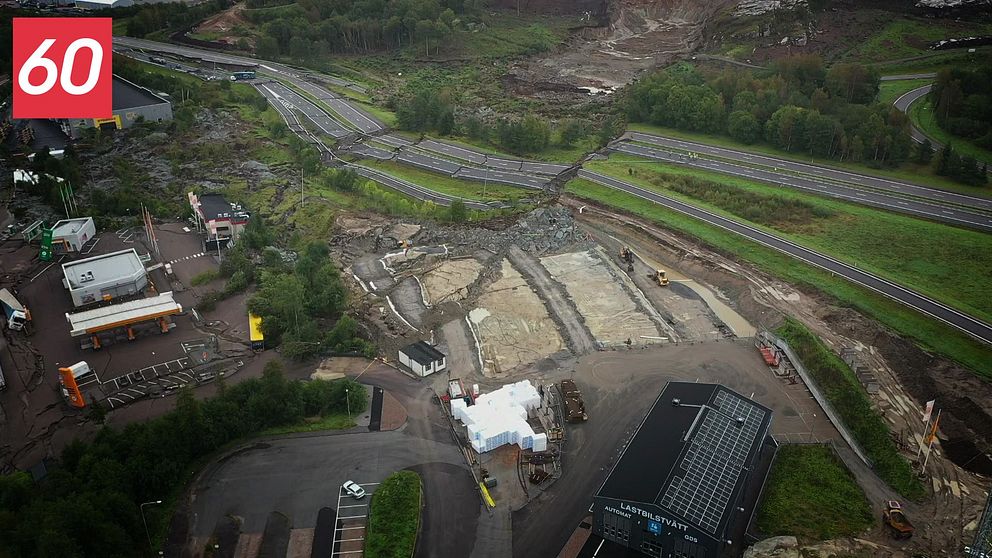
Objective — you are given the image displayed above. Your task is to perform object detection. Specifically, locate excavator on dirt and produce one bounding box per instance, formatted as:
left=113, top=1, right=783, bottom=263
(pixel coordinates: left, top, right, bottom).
left=883, top=501, right=914, bottom=540
left=618, top=246, right=634, bottom=272
left=654, top=269, right=670, bottom=287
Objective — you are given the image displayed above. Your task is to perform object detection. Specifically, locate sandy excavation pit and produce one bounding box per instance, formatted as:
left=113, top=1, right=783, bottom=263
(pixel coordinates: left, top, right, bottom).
left=420, top=258, right=484, bottom=305
left=540, top=250, right=661, bottom=346
left=470, top=260, right=565, bottom=376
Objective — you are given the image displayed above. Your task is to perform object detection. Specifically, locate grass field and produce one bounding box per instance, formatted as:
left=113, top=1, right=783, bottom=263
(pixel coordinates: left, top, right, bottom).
left=564, top=178, right=992, bottom=379
left=871, top=47, right=992, bottom=75
left=366, top=471, right=422, bottom=558
left=909, top=98, right=992, bottom=165
left=877, top=78, right=933, bottom=105
left=260, top=413, right=355, bottom=435
left=776, top=320, right=924, bottom=499
left=586, top=155, right=992, bottom=325
left=756, top=445, right=874, bottom=540
left=367, top=160, right=537, bottom=202
left=845, top=19, right=992, bottom=63
left=627, top=123, right=992, bottom=199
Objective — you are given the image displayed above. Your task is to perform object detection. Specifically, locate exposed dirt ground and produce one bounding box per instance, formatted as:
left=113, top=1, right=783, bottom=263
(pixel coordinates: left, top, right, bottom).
left=192, top=3, right=250, bottom=47
left=507, top=0, right=740, bottom=96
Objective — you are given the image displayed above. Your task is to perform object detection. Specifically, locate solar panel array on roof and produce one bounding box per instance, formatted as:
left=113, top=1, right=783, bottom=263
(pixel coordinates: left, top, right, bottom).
left=658, top=389, right=767, bottom=535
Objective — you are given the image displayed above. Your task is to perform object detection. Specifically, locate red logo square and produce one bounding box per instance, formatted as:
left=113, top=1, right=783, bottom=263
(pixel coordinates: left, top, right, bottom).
left=13, top=18, right=113, bottom=119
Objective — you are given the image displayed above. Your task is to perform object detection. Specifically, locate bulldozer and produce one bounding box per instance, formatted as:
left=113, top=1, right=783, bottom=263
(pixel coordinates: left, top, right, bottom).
left=654, top=269, right=670, bottom=287
left=618, top=247, right=634, bottom=272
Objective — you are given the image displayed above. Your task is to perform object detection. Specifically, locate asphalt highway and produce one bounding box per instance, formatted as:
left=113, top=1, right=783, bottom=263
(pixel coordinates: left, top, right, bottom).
left=349, top=165, right=508, bottom=210
left=577, top=169, right=992, bottom=344
left=612, top=141, right=992, bottom=231
left=114, top=36, right=363, bottom=91
left=893, top=85, right=941, bottom=147
left=264, top=82, right=351, bottom=137
left=288, top=78, right=384, bottom=134
left=627, top=131, right=992, bottom=212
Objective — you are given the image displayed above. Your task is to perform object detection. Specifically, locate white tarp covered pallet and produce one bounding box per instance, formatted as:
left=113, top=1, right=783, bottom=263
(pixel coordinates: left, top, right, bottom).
left=451, top=379, right=548, bottom=453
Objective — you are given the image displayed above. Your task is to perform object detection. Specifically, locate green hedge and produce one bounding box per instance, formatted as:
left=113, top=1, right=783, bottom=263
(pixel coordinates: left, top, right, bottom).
left=365, top=471, right=422, bottom=558
left=777, top=319, right=924, bottom=499
left=757, top=445, right=873, bottom=540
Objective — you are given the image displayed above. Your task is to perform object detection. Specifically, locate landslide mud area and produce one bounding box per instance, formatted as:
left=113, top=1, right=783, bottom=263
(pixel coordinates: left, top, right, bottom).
left=506, top=0, right=739, bottom=97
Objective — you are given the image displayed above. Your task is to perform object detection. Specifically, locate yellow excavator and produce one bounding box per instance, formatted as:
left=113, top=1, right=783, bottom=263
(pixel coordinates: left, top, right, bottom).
left=654, top=269, right=670, bottom=287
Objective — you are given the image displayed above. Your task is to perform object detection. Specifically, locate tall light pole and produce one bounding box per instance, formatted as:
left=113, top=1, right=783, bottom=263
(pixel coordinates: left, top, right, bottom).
left=345, top=387, right=351, bottom=419
left=140, top=500, right=163, bottom=552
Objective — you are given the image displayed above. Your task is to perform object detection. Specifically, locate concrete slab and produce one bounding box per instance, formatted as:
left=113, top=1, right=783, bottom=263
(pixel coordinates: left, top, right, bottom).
left=539, top=251, right=660, bottom=347
left=470, top=260, right=564, bottom=376
left=421, top=258, right=483, bottom=305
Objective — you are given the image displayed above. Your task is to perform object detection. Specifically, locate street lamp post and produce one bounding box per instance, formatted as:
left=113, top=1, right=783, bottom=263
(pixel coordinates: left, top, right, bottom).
left=345, top=387, right=351, bottom=419
left=140, top=500, right=163, bottom=552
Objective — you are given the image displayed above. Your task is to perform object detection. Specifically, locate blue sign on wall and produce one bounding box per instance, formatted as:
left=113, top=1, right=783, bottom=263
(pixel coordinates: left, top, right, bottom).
left=648, top=520, right=661, bottom=535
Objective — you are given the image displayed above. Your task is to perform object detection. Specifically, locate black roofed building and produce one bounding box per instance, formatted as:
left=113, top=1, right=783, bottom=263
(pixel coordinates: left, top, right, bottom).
left=188, top=192, right=251, bottom=251
left=590, top=382, right=776, bottom=558
left=398, top=341, right=447, bottom=377
left=64, top=75, right=172, bottom=138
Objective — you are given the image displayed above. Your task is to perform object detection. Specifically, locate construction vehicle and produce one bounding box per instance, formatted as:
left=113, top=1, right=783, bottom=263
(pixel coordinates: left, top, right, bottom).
left=618, top=247, right=634, bottom=272
left=0, top=288, right=29, bottom=331
left=883, top=501, right=914, bottom=540
left=654, top=269, right=670, bottom=287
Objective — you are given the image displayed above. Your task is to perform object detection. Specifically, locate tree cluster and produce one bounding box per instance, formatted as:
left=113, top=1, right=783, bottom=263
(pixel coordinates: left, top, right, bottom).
left=626, top=57, right=914, bottom=165
left=124, top=0, right=233, bottom=38
left=248, top=241, right=376, bottom=359
left=933, top=144, right=988, bottom=187
left=930, top=62, right=992, bottom=149
left=246, top=0, right=479, bottom=58
left=0, top=362, right=365, bottom=558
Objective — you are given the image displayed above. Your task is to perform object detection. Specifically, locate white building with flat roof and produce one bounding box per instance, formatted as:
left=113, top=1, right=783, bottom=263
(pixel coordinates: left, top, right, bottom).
left=51, top=217, right=96, bottom=253
left=61, top=249, right=148, bottom=307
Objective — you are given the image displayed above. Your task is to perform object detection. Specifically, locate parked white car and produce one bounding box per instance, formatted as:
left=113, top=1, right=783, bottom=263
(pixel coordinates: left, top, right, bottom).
left=342, top=480, right=366, bottom=499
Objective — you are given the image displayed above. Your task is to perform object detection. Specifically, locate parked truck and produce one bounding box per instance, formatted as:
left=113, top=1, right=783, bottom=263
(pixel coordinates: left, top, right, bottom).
left=0, top=288, right=29, bottom=331
left=883, top=501, right=914, bottom=540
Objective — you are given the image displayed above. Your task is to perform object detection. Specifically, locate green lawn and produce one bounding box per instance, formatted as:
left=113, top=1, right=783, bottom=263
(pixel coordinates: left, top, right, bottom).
left=757, top=445, right=874, bottom=540
left=564, top=178, right=992, bottom=379
left=776, top=320, right=924, bottom=499
left=627, top=123, right=992, bottom=199
left=367, top=160, right=538, bottom=202
left=587, top=155, right=992, bottom=325
left=366, top=471, right=422, bottom=558
left=909, top=98, right=992, bottom=165
left=877, top=78, right=933, bottom=105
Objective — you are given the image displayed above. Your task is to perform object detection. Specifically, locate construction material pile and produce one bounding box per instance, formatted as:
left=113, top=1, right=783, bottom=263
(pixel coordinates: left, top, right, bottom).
left=451, top=379, right=548, bottom=453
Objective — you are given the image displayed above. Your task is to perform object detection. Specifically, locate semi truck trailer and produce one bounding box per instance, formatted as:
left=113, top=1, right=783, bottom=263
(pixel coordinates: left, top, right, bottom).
left=0, top=288, right=29, bottom=331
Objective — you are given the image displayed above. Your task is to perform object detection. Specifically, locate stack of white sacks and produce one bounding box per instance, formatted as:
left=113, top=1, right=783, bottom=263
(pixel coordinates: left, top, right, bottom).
left=451, top=379, right=549, bottom=453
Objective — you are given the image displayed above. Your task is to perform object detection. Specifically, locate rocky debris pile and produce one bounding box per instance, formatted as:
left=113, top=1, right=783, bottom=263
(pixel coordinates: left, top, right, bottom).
left=414, top=205, right=591, bottom=256
left=734, top=0, right=805, bottom=16
left=918, top=0, right=990, bottom=7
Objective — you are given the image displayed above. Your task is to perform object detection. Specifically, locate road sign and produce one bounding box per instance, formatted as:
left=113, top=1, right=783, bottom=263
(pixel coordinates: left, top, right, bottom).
left=13, top=18, right=112, bottom=119
left=39, top=228, right=53, bottom=261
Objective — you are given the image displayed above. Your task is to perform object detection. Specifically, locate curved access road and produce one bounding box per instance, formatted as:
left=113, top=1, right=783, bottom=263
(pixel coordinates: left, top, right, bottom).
left=626, top=131, right=991, bottom=213
left=893, top=84, right=940, bottom=147
left=349, top=165, right=509, bottom=211
left=576, top=169, right=992, bottom=345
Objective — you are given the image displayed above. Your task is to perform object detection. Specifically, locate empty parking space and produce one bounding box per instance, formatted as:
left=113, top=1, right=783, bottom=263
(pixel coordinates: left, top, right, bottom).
left=332, top=482, right=378, bottom=557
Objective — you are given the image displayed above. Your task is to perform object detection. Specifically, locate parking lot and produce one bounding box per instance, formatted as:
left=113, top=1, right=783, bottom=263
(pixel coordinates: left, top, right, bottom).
left=0, top=220, right=255, bottom=471
left=332, top=481, right=377, bottom=557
